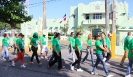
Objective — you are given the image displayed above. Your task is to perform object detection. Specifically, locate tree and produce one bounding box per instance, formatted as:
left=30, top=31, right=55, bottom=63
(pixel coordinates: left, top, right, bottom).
left=60, top=24, right=69, bottom=35
left=0, top=0, right=32, bottom=28
left=74, top=26, right=85, bottom=33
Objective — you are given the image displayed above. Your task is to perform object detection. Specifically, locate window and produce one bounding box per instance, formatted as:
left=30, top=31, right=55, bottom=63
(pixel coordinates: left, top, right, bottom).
left=109, top=13, right=112, bottom=19
left=93, top=13, right=102, bottom=19
left=85, top=14, right=89, bottom=19
left=73, top=15, right=75, bottom=18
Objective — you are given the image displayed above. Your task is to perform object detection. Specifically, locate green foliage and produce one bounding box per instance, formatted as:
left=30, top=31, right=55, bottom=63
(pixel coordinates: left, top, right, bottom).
left=60, top=24, right=69, bottom=35
left=0, top=21, right=20, bottom=30
left=48, top=36, right=52, bottom=40
left=0, top=0, right=32, bottom=28
left=74, top=26, right=85, bottom=33
left=48, top=32, right=54, bottom=36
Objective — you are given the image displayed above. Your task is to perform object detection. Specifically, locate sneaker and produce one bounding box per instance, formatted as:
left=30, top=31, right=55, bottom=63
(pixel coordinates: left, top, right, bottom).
left=106, top=63, right=110, bottom=66
left=12, top=61, right=15, bottom=66
left=21, top=64, right=26, bottom=68
left=70, top=64, right=74, bottom=71
left=30, top=62, right=34, bottom=64
left=38, top=63, right=42, bottom=66
left=77, top=68, right=83, bottom=72
left=91, top=72, right=99, bottom=75
left=120, top=64, right=124, bottom=67
left=45, top=56, right=48, bottom=59
left=125, top=74, right=131, bottom=77
left=107, top=74, right=114, bottom=77
left=102, top=58, right=106, bottom=62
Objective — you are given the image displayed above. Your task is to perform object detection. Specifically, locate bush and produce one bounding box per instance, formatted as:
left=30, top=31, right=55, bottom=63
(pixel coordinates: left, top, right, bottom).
left=48, top=36, right=52, bottom=40
left=48, top=32, right=54, bottom=36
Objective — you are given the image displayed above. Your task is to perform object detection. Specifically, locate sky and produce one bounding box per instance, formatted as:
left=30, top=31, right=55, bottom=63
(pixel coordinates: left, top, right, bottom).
left=28, top=0, right=133, bottom=20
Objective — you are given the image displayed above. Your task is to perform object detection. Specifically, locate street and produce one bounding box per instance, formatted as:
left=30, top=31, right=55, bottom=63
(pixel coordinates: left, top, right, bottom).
left=0, top=42, right=128, bottom=77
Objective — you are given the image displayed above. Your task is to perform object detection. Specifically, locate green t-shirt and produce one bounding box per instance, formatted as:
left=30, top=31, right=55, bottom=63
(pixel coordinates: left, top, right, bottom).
left=39, top=36, right=46, bottom=45
left=128, top=39, right=133, bottom=59
left=52, top=38, right=61, bottom=53
left=101, top=37, right=111, bottom=49
left=13, top=37, right=18, bottom=44
left=2, top=38, right=10, bottom=46
left=51, top=36, right=54, bottom=42
left=75, top=37, right=83, bottom=51
left=16, top=38, right=25, bottom=52
left=124, top=36, right=131, bottom=50
left=31, top=38, right=39, bottom=46
left=95, top=40, right=103, bottom=55
left=69, top=36, right=75, bottom=48
left=87, top=39, right=92, bottom=48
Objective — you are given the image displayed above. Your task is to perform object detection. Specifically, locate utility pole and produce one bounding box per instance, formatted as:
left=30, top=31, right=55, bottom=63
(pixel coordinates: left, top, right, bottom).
left=112, top=0, right=116, bottom=33
left=111, top=0, right=117, bottom=58
left=42, top=0, right=48, bottom=45
left=105, top=0, right=110, bottom=34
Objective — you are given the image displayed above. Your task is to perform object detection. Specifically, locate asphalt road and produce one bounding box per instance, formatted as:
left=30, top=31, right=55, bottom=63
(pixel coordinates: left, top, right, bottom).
left=0, top=42, right=129, bottom=77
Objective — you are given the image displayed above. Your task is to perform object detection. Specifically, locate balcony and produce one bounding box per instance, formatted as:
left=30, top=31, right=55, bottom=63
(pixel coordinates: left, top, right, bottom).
left=83, top=19, right=112, bottom=25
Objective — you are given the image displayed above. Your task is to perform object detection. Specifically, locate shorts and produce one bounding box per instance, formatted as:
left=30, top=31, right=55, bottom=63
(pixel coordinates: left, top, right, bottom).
left=40, top=45, right=49, bottom=54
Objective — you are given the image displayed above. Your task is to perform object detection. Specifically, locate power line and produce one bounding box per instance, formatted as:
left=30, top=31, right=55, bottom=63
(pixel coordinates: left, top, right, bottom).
left=28, top=0, right=60, bottom=8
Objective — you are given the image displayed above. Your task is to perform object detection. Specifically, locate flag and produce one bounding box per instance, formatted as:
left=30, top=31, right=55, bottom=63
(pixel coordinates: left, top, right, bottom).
left=59, top=14, right=66, bottom=23
left=60, top=21, right=62, bottom=23
left=63, top=14, right=66, bottom=21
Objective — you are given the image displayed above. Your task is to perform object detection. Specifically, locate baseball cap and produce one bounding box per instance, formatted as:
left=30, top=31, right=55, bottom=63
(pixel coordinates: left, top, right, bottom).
left=33, top=32, right=38, bottom=37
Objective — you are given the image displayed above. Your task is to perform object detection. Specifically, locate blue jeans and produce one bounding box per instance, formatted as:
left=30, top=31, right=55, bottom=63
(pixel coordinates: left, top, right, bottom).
left=82, top=48, right=94, bottom=65
left=2, top=46, right=9, bottom=61
left=49, top=54, right=54, bottom=64
left=126, top=58, right=133, bottom=75
left=92, top=54, right=109, bottom=76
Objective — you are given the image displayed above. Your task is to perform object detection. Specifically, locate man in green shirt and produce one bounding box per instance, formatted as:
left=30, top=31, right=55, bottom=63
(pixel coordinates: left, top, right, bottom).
left=125, top=38, right=133, bottom=77
left=48, top=33, right=63, bottom=71
left=70, top=32, right=83, bottom=72
left=120, top=32, right=131, bottom=67
left=12, top=33, right=26, bottom=68
left=101, top=32, right=111, bottom=65
left=64, top=32, right=75, bottom=62
left=13, top=33, right=18, bottom=54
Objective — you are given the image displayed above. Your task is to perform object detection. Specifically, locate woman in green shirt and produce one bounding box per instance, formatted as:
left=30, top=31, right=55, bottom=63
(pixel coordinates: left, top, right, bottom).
left=48, top=33, right=63, bottom=71
left=2, top=33, right=10, bottom=61
left=30, top=32, right=42, bottom=66
left=70, top=32, right=83, bottom=72
left=82, top=34, right=94, bottom=66
left=13, top=33, right=18, bottom=54
left=91, top=34, right=113, bottom=77
left=64, top=32, right=75, bottom=62
left=12, top=33, right=26, bottom=68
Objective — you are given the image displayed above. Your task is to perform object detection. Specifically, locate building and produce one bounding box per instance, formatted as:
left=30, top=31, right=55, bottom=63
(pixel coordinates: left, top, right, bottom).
left=68, top=1, right=132, bottom=36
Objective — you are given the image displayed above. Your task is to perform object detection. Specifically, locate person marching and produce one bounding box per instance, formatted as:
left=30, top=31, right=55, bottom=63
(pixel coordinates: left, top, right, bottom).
left=13, top=33, right=18, bottom=54
left=125, top=38, right=133, bottom=77
left=81, top=34, right=94, bottom=66
left=12, top=33, right=26, bottom=68
left=48, top=33, right=63, bottom=71
left=30, top=32, right=42, bottom=66
left=48, top=32, right=57, bottom=63
left=64, top=32, right=75, bottom=62
left=40, top=33, right=49, bottom=59
left=2, top=33, right=11, bottom=61
left=70, top=32, right=83, bottom=72
left=120, top=32, right=131, bottom=67
left=101, top=32, right=111, bottom=65
left=91, top=34, right=113, bottom=77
